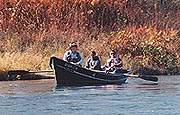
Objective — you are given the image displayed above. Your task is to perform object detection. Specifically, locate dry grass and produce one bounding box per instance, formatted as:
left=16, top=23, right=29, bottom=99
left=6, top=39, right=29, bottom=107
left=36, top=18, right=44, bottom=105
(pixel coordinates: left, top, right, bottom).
left=0, top=0, right=180, bottom=75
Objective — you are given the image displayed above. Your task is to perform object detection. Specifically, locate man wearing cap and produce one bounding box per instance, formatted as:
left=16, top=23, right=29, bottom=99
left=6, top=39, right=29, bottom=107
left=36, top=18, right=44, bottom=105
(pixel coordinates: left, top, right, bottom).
left=63, top=42, right=84, bottom=66
left=85, top=50, right=102, bottom=70
left=103, top=50, right=123, bottom=71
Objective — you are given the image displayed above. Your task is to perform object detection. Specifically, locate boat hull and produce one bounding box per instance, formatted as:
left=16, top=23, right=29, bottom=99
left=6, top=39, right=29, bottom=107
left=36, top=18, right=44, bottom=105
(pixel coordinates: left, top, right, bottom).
left=50, top=57, right=129, bottom=86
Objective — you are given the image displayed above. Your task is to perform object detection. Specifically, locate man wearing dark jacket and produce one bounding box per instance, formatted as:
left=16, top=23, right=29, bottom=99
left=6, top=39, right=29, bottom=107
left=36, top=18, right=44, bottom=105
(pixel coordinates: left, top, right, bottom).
left=85, top=51, right=102, bottom=70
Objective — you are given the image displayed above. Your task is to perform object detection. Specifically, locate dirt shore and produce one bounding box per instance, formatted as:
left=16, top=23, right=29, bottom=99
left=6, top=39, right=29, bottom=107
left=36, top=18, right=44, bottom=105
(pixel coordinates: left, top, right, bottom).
left=0, top=72, right=54, bottom=81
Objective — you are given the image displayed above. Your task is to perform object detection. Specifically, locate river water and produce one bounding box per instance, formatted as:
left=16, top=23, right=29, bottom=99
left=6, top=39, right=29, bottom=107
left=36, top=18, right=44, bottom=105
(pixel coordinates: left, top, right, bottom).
left=0, top=75, right=180, bottom=115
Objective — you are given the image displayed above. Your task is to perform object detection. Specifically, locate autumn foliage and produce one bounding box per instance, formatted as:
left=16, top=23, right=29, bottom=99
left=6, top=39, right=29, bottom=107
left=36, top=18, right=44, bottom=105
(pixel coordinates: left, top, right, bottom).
left=0, top=0, right=180, bottom=74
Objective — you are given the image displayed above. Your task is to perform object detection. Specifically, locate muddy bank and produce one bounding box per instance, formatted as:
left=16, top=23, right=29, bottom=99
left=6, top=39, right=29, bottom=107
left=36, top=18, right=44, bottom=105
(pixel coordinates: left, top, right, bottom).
left=0, top=71, right=54, bottom=81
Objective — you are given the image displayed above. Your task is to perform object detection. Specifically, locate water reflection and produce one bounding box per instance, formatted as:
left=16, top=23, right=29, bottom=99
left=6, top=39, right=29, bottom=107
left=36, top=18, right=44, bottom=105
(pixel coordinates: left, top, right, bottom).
left=0, top=79, right=55, bottom=96
left=0, top=75, right=180, bottom=95
left=0, top=75, right=180, bottom=115
left=54, top=75, right=180, bottom=92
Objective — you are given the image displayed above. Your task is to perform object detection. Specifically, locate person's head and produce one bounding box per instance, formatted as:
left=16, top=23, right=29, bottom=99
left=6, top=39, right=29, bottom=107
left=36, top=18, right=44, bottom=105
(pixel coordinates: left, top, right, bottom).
left=110, top=50, right=116, bottom=58
left=69, top=42, right=78, bottom=52
left=90, top=50, right=96, bottom=57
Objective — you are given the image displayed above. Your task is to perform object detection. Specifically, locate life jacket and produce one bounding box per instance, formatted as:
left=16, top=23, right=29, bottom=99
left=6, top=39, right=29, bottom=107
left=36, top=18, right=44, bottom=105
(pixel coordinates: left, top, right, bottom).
left=108, top=57, right=122, bottom=67
left=67, top=51, right=81, bottom=63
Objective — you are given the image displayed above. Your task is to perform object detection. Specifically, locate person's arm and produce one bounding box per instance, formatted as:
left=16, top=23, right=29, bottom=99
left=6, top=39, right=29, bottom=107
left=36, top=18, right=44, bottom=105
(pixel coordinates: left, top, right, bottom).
left=63, top=51, right=68, bottom=62
left=103, top=59, right=112, bottom=70
left=92, top=57, right=101, bottom=69
left=85, top=58, right=90, bottom=68
left=114, top=58, right=123, bottom=67
left=78, top=54, right=84, bottom=65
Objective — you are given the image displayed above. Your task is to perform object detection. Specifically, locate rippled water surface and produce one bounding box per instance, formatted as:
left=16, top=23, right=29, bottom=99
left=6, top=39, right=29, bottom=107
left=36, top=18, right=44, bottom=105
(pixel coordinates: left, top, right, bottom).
left=0, top=75, right=180, bottom=115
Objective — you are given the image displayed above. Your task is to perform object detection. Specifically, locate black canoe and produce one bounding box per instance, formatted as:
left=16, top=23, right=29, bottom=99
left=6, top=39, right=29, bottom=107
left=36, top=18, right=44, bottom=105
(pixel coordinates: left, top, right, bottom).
left=50, top=56, right=130, bottom=86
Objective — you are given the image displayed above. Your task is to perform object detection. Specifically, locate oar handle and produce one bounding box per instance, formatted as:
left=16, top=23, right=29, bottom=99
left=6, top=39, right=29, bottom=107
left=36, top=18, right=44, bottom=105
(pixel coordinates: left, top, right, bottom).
left=124, top=74, right=158, bottom=82
left=30, top=70, right=53, bottom=73
left=8, top=70, right=53, bottom=75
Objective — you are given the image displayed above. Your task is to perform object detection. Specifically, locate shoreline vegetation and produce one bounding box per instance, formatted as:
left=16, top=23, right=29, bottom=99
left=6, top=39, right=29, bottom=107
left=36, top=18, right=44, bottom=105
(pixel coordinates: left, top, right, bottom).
left=0, top=0, right=180, bottom=80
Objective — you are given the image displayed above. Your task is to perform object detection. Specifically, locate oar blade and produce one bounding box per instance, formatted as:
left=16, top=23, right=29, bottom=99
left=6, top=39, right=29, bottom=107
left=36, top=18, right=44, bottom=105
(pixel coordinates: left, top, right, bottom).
left=139, top=75, right=158, bottom=82
left=8, top=70, right=29, bottom=75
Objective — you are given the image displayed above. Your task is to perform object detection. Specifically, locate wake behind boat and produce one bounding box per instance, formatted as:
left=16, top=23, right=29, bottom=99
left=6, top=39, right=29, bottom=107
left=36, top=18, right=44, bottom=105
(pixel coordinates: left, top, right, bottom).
left=50, top=57, right=131, bottom=86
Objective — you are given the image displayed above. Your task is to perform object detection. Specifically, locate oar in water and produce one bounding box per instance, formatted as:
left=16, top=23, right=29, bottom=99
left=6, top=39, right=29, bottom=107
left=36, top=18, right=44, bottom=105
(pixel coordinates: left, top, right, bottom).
left=106, top=67, right=158, bottom=82
left=123, top=74, right=158, bottom=82
left=8, top=70, right=53, bottom=76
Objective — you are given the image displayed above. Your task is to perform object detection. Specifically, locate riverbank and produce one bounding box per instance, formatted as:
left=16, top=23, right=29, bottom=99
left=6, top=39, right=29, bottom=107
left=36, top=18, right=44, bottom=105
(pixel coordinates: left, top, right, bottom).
left=0, top=66, right=179, bottom=81
left=0, top=0, right=179, bottom=78
left=0, top=70, right=54, bottom=81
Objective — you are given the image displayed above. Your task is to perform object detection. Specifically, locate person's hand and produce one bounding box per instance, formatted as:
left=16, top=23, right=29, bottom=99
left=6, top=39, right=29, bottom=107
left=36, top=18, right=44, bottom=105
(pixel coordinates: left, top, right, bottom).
left=76, top=62, right=82, bottom=66
left=90, top=67, right=94, bottom=70
left=70, top=62, right=76, bottom=65
left=110, top=64, right=115, bottom=68
left=70, top=62, right=80, bottom=66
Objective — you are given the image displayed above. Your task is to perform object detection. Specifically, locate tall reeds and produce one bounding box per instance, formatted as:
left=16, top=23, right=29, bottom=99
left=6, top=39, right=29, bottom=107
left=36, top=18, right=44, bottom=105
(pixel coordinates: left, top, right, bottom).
left=0, top=0, right=180, bottom=74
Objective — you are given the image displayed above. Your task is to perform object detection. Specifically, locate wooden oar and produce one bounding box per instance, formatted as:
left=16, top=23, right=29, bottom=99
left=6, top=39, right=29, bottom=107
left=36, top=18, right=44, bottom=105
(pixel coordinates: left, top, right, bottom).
left=93, top=69, right=158, bottom=82
left=8, top=70, right=53, bottom=75
left=123, top=74, right=158, bottom=82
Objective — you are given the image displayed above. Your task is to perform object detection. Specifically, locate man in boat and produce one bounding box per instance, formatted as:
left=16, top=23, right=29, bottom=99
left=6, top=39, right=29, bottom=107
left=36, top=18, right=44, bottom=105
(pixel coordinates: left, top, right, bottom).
left=63, top=42, right=84, bottom=66
left=85, top=50, right=102, bottom=70
left=103, top=50, right=123, bottom=72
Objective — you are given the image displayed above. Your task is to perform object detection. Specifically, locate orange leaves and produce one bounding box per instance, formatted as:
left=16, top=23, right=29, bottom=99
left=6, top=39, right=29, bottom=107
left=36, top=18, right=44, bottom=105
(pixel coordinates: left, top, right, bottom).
left=74, top=0, right=99, bottom=5
left=90, top=0, right=99, bottom=5
left=162, top=29, right=179, bottom=42
left=108, top=25, right=180, bottom=74
left=110, top=25, right=179, bottom=55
